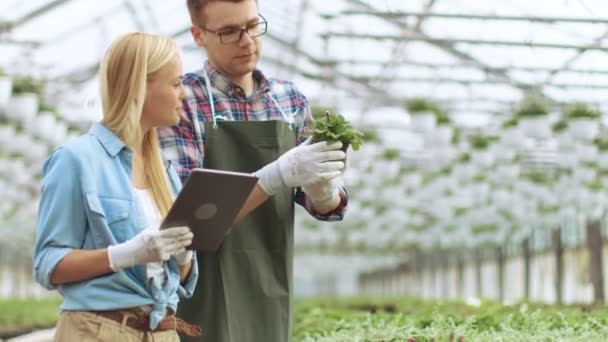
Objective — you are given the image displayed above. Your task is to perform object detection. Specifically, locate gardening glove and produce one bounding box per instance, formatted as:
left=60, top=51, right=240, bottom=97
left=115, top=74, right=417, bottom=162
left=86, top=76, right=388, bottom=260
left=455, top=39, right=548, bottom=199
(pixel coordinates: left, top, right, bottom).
left=107, top=226, right=193, bottom=271
left=255, top=138, right=345, bottom=196
left=302, top=176, right=343, bottom=207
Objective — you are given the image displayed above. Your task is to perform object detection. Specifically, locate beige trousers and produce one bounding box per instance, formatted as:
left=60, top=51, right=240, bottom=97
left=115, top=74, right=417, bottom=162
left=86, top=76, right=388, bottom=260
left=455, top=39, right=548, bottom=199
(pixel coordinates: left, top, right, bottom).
left=53, top=311, right=179, bottom=342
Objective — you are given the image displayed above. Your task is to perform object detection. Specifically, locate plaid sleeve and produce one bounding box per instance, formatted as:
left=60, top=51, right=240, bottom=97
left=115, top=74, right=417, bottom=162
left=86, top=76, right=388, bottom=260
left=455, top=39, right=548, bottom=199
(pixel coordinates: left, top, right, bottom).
left=158, top=94, right=203, bottom=184
left=295, top=187, right=349, bottom=221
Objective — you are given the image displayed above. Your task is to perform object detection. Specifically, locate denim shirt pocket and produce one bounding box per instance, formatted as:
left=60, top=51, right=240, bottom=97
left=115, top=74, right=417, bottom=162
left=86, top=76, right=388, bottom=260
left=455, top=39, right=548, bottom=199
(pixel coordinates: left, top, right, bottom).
left=85, top=193, right=132, bottom=243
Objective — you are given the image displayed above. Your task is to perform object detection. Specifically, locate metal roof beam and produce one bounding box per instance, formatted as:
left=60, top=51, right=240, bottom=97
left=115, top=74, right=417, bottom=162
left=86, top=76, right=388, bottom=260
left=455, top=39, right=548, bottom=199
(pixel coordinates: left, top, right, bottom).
left=7, top=0, right=73, bottom=30
left=349, top=74, right=608, bottom=90
left=321, top=32, right=608, bottom=52
left=335, top=10, right=608, bottom=25
left=319, top=58, right=608, bottom=76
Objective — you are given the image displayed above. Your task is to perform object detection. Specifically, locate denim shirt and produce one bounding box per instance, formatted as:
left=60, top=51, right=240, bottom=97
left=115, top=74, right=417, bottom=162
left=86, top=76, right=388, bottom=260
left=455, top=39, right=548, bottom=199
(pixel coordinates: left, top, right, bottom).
left=33, top=123, right=199, bottom=329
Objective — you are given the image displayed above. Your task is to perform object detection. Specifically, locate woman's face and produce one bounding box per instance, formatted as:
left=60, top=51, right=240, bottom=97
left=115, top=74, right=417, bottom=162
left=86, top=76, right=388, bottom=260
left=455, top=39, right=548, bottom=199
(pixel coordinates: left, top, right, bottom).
left=141, top=55, right=187, bottom=130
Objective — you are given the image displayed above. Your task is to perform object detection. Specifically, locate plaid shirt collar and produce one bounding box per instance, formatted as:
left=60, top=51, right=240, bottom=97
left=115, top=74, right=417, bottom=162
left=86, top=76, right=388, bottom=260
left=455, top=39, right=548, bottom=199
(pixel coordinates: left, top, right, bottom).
left=203, top=60, right=272, bottom=97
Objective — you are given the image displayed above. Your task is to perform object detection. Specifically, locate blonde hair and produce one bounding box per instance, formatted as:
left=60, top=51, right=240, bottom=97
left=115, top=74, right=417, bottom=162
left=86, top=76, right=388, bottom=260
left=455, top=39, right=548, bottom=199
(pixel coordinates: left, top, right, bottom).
left=99, top=32, right=176, bottom=217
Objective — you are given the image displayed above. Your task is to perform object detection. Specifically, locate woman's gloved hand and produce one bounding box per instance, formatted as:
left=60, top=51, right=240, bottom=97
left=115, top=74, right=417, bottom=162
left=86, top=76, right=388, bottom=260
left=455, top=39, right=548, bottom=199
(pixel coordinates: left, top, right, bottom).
left=107, top=226, right=193, bottom=271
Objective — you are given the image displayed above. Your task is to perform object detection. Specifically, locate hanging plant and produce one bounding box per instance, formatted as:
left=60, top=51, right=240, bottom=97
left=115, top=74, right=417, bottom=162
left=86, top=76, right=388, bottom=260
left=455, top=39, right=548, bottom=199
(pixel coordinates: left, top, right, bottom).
left=311, top=111, right=364, bottom=151
left=11, top=75, right=43, bottom=96
left=406, top=97, right=437, bottom=114
left=406, top=97, right=449, bottom=123
left=594, top=137, right=608, bottom=151
left=469, top=134, right=496, bottom=150
left=360, top=128, right=381, bottom=144
left=551, top=119, right=568, bottom=133
left=515, top=95, right=550, bottom=117
left=564, top=101, right=600, bottom=120
left=381, top=148, right=400, bottom=161
left=501, top=116, right=519, bottom=129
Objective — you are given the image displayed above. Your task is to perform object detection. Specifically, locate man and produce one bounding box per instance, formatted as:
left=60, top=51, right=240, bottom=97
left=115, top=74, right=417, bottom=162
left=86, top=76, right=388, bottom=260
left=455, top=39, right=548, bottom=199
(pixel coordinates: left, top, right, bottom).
left=157, top=0, right=349, bottom=341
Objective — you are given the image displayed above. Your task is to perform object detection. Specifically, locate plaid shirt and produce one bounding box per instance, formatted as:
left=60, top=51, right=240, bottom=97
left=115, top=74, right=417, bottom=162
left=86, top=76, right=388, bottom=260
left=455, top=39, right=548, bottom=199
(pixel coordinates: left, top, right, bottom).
left=158, top=61, right=347, bottom=221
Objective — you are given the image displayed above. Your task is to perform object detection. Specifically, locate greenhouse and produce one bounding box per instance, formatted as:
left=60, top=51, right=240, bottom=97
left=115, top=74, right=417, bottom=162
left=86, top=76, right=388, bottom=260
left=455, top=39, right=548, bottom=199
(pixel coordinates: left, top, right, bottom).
left=2, top=0, right=608, bottom=341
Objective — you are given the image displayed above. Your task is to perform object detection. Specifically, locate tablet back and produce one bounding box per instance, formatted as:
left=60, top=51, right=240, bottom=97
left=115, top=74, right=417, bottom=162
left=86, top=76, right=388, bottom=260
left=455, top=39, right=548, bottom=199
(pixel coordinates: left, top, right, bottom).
left=160, top=168, right=258, bottom=252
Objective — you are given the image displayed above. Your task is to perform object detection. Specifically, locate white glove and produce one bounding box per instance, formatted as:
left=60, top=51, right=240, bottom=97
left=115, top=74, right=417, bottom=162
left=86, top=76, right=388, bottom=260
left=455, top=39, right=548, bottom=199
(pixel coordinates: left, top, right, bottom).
left=302, top=176, right=342, bottom=207
left=174, top=250, right=193, bottom=266
left=107, top=226, right=193, bottom=271
left=255, top=138, right=345, bottom=196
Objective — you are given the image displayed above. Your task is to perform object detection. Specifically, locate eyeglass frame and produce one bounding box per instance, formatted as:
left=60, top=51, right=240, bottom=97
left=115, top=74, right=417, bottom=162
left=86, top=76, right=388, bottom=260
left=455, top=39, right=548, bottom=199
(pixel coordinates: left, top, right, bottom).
left=196, top=14, right=268, bottom=44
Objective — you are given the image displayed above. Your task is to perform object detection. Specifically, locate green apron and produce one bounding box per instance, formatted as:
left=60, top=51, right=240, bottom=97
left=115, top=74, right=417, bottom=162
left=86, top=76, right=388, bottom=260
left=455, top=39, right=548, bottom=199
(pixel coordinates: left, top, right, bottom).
left=178, top=70, right=297, bottom=342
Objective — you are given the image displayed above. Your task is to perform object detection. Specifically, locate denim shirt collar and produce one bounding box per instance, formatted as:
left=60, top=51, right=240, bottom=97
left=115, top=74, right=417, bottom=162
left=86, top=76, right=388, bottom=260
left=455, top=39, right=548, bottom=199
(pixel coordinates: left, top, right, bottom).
left=89, top=122, right=130, bottom=157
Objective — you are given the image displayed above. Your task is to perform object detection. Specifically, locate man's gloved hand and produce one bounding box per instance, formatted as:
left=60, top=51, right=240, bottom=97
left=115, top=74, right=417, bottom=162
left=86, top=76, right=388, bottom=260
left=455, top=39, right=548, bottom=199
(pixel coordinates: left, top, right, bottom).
left=302, top=176, right=343, bottom=207
left=255, top=138, right=345, bottom=196
left=107, top=226, right=193, bottom=271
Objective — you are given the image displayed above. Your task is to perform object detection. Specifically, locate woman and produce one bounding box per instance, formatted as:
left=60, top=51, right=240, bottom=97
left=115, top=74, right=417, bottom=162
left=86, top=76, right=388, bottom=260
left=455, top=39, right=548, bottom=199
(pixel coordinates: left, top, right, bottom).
left=33, top=32, right=202, bottom=341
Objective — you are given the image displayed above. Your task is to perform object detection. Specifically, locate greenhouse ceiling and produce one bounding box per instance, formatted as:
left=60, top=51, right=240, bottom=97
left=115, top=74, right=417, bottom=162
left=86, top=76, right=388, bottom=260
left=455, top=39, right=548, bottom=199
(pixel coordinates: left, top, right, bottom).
left=2, top=0, right=608, bottom=262
left=2, top=0, right=608, bottom=114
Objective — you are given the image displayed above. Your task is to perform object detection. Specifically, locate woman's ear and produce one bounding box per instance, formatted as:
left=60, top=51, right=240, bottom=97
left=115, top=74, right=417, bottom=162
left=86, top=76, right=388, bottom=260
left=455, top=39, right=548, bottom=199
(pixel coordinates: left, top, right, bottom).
left=191, top=25, right=207, bottom=48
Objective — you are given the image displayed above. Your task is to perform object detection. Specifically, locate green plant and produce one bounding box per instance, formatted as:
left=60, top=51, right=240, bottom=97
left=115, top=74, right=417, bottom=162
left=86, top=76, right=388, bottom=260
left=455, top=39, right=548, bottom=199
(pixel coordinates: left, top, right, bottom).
left=381, top=148, right=400, bottom=161
left=552, top=119, right=568, bottom=133
left=564, top=102, right=600, bottom=120
left=406, top=98, right=437, bottom=114
left=310, top=105, right=334, bottom=120
left=501, top=116, right=518, bottom=129
left=469, top=135, right=495, bottom=150
left=594, top=137, right=608, bottom=151
left=311, top=111, right=364, bottom=151
left=11, top=75, right=43, bottom=96
left=406, top=98, right=449, bottom=124
left=515, top=95, right=549, bottom=117
left=0, top=67, right=6, bottom=77
left=360, top=128, right=381, bottom=143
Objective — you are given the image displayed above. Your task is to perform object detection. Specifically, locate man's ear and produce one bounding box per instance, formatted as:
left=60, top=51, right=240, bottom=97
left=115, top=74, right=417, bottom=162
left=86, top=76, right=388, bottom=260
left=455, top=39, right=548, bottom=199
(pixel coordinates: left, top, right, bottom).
left=191, top=25, right=207, bottom=48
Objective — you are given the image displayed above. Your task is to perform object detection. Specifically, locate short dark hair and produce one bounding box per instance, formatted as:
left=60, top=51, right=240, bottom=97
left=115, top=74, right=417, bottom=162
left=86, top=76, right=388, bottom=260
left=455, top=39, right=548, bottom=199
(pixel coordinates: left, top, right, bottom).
left=187, top=0, right=258, bottom=25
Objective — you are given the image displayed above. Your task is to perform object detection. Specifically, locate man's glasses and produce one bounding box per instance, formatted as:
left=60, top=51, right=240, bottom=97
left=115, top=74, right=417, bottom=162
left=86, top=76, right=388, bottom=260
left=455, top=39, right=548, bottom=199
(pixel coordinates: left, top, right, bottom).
left=199, top=14, right=268, bottom=44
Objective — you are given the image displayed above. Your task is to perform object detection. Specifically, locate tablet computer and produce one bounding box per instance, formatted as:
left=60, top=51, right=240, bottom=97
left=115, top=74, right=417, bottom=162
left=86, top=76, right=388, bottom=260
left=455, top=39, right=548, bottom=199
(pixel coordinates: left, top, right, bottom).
left=160, top=168, right=258, bottom=252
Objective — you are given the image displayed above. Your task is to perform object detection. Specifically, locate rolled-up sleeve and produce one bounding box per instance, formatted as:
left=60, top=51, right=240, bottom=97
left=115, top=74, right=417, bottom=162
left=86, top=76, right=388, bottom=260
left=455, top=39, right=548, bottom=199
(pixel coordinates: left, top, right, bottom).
left=33, top=147, right=86, bottom=290
left=177, top=252, right=199, bottom=299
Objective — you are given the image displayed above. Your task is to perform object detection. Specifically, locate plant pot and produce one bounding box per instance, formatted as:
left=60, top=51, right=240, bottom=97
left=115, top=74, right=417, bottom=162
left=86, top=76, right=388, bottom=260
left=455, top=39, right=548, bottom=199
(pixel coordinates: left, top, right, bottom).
left=567, top=118, right=599, bottom=142
left=8, top=92, right=39, bottom=122
left=409, top=111, right=436, bottom=133
left=0, top=76, right=12, bottom=111
left=518, top=116, right=551, bottom=139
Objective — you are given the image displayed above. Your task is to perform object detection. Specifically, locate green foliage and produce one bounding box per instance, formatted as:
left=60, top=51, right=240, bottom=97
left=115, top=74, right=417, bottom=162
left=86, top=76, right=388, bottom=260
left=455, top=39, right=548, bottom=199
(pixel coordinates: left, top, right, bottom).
left=586, top=178, right=603, bottom=193
left=564, top=101, right=601, bottom=120
left=311, top=111, right=364, bottom=151
left=0, top=297, right=62, bottom=336
left=360, top=128, right=381, bottom=143
left=39, top=101, right=57, bottom=113
left=472, top=224, right=497, bottom=234
left=515, top=95, right=550, bottom=117
left=406, top=98, right=437, bottom=114
left=406, top=97, right=451, bottom=126
left=552, top=119, right=568, bottom=133
left=310, top=105, right=334, bottom=120
left=469, top=135, right=496, bottom=150
left=11, top=75, right=43, bottom=96
left=594, top=137, right=608, bottom=151
left=522, top=171, right=551, bottom=185
left=0, top=67, right=6, bottom=77
left=501, top=116, right=518, bottom=129
left=458, top=152, right=470, bottom=163
left=451, top=128, right=461, bottom=144
left=294, top=297, right=608, bottom=341
left=381, top=148, right=400, bottom=161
